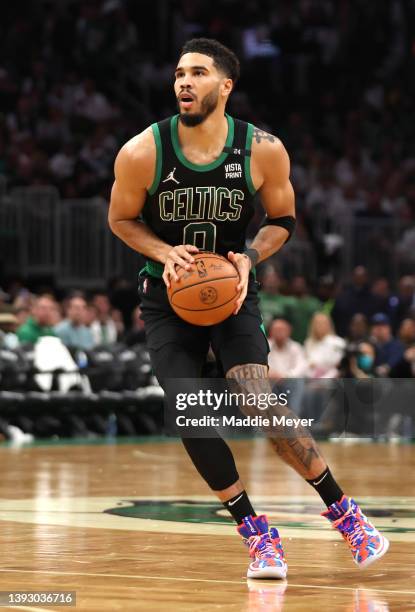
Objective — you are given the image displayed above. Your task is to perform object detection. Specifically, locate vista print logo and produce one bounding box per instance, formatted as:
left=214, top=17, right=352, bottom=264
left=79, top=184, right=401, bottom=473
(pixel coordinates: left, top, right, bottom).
left=225, top=163, right=242, bottom=179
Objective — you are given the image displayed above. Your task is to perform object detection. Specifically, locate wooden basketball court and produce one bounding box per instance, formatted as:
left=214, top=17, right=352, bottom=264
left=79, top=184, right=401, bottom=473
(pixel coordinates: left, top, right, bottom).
left=0, top=438, right=414, bottom=611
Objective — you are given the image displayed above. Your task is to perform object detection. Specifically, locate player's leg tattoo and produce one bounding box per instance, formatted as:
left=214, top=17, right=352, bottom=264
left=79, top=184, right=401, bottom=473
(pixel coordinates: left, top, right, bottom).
left=226, top=363, right=327, bottom=479
left=228, top=363, right=267, bottom=380
left=269, top=437, right=321, bottom=475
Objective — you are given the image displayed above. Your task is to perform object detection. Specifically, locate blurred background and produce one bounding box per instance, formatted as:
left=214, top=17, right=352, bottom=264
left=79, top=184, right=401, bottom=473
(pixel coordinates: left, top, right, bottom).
left=0, top=0, right=414, bottom=442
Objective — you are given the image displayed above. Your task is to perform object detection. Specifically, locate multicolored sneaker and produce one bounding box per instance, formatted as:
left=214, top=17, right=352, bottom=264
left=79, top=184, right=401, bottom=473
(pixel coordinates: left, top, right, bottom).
left=322, top=495, right=389, bottom=568
left=237, top=515, right=287, bottom=579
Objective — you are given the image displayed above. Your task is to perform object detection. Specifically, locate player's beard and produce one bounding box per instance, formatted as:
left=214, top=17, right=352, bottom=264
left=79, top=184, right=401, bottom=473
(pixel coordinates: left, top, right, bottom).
left=178, top=87, right=219, bottom=127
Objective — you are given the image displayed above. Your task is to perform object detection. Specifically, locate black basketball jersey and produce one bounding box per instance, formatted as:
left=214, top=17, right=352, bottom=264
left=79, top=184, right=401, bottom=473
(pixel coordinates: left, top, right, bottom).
left=141, top=114, right=257, bottom=277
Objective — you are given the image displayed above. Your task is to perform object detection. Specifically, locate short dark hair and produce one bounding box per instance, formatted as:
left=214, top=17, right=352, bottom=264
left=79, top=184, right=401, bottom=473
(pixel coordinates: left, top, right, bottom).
left=271, top=315, right=292, bottom=326
left=180, top=38, right=240, bottom=84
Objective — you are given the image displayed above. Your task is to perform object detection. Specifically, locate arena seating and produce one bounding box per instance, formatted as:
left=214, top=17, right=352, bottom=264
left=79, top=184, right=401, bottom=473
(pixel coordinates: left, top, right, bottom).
left=0, top=343, right=164, bottom=438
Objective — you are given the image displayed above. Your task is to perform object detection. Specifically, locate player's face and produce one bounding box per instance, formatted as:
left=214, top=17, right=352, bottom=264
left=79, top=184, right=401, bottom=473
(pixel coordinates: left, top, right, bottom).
left=174, top=53, right=230, bottom=126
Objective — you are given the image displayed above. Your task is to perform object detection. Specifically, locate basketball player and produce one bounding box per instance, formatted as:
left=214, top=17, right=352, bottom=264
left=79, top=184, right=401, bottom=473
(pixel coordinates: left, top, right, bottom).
left=109, top=38, right=389, bottom=579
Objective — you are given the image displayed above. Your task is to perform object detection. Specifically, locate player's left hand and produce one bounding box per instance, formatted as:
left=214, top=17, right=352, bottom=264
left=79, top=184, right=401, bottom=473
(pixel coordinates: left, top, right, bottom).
left=228, top=251, right=251, bottom=315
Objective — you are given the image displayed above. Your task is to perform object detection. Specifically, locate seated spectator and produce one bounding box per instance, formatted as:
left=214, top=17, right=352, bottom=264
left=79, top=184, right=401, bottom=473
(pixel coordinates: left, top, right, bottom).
left=12, top=289, right=34, bottom=312
left=315, top=275, right=337, bottom=317
left=50, top=299, right=63, bottom=327
left=331, top=266, right=382, bottom=337
left=348, top=341, right=376, bottom=379
left=289, top=276, right=322, bottom=344
left=268, top=316, right=307, bottom=414
left=111, top=308, right=125, bottom=339
left=54, top=295, right=94, bottom=350
left=124, top=306, right=146, bottom=346
left=346, top=313, right=369, bottom=352
left=398, top=318, right=415, bottom=348
left=302, top=312, right=345, bottom=425
left=388, top=276, right=415, bottom=331
left=0, top=312, right=19, bottom=349
left=370, top=278, right=391, bottom=313
left=90, top=292, right=118, bottom=346
left=304, top=312, right=346, bottom=378
left=335, top=341, right=377, bottom=437
left=370, top=313, right=404, bottom=376
left=14, top=306, right=30, bottom=327
left=268, top=317, right=308, bottom=380
left=16, top=294, right=57, bottom=344
left=257, top=266, right=295, bottom=329
left=390, top=345, right=415, bottom=378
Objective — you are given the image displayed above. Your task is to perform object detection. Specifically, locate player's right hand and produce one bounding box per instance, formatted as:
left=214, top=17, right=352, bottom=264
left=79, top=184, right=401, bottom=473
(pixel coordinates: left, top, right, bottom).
left=162, top=244, right=199, bottom=288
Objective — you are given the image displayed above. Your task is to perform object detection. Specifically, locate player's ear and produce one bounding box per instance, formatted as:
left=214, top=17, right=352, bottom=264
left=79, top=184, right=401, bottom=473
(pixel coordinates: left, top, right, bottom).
left=221, top=78, right=233, bottom=98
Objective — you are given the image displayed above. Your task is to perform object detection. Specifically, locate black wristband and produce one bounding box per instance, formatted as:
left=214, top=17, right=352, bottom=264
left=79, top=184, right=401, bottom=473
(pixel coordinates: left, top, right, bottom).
left=243, top=248, right=259, bottom=268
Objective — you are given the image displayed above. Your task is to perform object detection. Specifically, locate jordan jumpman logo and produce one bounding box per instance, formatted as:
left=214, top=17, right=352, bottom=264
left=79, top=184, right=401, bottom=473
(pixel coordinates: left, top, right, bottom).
left=162, top=167, right=180, bottom=184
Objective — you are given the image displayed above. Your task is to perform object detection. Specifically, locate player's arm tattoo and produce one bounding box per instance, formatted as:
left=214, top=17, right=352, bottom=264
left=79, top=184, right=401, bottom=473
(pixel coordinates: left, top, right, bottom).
left=253, top=128, right=276, bottom=144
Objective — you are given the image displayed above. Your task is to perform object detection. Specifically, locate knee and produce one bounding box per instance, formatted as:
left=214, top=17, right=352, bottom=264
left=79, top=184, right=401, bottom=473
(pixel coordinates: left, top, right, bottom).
left=182, top=437, right=239, bottom=490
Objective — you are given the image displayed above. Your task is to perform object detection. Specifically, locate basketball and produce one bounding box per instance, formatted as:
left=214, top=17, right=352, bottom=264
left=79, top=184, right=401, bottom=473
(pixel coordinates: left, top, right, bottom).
left=167, top=252, right=240, bottom=326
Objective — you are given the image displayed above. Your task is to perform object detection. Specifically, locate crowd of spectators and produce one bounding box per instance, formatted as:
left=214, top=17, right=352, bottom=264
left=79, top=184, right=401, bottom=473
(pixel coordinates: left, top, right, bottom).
left=1, top=261, right=415, bottom=440
left=1, top=0, right=415, bottom=277
left=262, top=263, right=415, bottom=437
left=0, top=282, right=144, bottom=352
left=1, top=263, right=414, bottom=383
left=261, top=263, right=415, bottom=379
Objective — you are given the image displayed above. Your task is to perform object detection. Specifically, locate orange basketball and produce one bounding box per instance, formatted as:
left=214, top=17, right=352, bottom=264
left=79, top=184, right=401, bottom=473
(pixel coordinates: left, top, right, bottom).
left=167, top=252, right=240, bottom=326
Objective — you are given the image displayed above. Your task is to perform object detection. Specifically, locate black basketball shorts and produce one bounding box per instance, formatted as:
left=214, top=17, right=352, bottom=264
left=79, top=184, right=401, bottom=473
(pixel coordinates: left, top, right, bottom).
left=138, top=272, right=269, bottom=380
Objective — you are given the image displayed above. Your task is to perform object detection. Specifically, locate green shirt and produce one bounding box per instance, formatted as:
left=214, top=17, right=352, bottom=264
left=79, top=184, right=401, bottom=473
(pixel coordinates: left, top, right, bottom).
left=16, top=317, right=56, bottom=344
left=290, top=296, right=322, bottom=343
left=258, top=292, right=297, bottom=330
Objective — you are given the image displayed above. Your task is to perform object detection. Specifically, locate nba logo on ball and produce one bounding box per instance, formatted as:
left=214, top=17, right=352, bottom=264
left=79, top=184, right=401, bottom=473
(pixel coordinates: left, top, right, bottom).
left=167, top=253, right=240, bottom=326
left=196, top=260, right=208, bottom=278
left=200, top=286, right=218, bottom=305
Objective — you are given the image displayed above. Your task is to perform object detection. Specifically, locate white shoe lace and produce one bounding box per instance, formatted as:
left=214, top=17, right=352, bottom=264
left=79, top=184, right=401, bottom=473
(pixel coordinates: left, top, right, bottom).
left=248, top=534, right=279, bottom=559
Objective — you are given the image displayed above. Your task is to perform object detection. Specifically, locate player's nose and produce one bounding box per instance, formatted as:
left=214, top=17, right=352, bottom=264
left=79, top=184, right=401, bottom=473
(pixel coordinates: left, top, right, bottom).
left=180, top=73, right=194, bottom=88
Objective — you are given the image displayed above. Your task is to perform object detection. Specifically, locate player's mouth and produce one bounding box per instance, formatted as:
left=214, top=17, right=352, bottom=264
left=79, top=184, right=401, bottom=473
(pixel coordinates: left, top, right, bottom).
left=179, top=92, right=196, bottom=109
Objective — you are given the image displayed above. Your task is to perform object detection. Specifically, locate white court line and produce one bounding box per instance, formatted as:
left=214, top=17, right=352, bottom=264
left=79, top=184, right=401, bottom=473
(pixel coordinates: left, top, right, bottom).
left=0, top=569, right=414, bottom=596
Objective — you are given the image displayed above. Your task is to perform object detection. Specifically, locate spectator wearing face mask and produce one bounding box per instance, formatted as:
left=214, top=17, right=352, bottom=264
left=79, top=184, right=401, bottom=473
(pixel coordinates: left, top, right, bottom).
left=349, top=342, right=376, bottom=379
left=340, top=341, right=378, bottom=437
